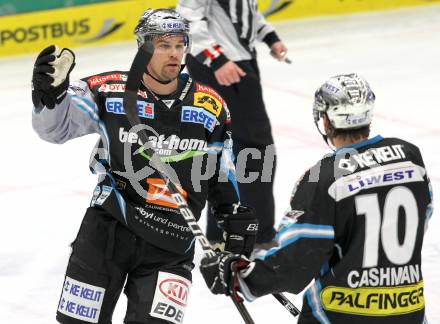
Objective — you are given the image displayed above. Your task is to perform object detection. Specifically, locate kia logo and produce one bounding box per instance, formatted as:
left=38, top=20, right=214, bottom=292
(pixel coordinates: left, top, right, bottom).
left=159, top=279, right=189, bottom=306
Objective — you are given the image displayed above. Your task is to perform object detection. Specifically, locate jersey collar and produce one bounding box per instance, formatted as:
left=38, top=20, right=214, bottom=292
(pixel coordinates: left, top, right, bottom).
left=334, top=135, right=384, bottom=154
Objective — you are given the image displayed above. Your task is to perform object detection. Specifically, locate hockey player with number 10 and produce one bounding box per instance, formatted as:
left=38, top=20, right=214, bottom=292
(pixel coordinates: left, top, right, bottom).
left=31, top=8, right=258, bottom=324
left=200, top=73, right=433, bottom=323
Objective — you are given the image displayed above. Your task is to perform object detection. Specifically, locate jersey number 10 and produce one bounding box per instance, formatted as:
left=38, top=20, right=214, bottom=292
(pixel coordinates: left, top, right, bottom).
left=355, top=186, right=419, bottom=268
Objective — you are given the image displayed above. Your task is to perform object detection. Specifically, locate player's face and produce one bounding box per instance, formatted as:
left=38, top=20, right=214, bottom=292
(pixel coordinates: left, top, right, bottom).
left=148, top=35, right=185, bottom=81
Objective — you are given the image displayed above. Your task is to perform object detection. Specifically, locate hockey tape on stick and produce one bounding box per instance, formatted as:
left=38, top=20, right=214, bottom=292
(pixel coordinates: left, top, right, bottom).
left=123, top=41, right=255, bottom=324
left=273, top=293, right=300, bottom=316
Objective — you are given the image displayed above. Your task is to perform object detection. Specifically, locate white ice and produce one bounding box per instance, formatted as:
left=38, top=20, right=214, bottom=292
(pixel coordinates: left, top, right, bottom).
left=1, top=5, right=439, bottom=323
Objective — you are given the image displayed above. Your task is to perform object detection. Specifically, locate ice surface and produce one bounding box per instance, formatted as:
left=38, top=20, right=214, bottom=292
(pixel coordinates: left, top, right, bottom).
left=0, top=5, right=439, bottom=323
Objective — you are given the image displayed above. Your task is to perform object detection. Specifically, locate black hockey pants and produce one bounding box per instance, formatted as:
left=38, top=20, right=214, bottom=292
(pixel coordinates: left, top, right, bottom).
left=186, top=55, right=276, bottom=244
left=56, top=207, right=194, bottom=324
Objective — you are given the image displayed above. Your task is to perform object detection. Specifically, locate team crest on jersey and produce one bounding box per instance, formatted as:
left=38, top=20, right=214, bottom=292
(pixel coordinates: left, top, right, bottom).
left=194, top=84, right=223, bottom=117
left=146, top=178, right=187, bottom=209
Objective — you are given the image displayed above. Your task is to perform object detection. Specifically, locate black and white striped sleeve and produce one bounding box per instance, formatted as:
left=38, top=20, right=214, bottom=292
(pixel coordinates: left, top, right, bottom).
left=254, top=10, right=280, bottom=47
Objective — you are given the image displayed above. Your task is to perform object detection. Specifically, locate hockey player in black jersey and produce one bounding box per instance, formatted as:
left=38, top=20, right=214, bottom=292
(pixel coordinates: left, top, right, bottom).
left=31, top=8, right=258, bottom=324
left=200, top=73, right=433, bottom=323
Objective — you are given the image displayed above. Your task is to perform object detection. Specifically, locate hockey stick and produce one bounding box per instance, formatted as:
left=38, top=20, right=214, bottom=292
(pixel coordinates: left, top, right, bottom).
left=273, top=293, right=300, bottom=316
left=123, top=42, right=255, bottom=324
left=186, top=56, right=300, bottom=318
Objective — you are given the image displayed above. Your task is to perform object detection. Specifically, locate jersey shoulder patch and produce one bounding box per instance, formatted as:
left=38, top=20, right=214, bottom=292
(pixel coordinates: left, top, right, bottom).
left=193, top=82, right=225, bottom=118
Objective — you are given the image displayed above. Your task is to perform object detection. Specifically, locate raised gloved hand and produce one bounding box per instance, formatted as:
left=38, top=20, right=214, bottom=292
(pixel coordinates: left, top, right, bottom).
left=32, top=45, right=75, bottom=109
left=213, top=205, right=258, bottom=257
left=199, top=252, right=250, bottom=295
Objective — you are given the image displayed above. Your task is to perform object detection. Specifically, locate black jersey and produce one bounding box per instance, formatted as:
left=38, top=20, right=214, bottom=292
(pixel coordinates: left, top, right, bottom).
left=32, top=71, right=239, bottom=254
left=243, top=136, right=432, bottom=323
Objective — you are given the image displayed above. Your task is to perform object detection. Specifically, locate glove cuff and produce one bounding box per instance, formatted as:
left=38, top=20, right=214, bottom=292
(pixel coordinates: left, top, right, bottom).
left=53, top=77, right=70, bottom=104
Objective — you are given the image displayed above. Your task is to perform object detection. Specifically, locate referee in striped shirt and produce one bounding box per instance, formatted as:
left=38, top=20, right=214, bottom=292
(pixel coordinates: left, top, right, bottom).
left=177, top=0, right=288, bottom=250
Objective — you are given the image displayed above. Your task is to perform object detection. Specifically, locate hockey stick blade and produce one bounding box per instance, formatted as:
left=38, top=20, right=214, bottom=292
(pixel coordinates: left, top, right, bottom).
left=123, top=42, right=255, bottom=324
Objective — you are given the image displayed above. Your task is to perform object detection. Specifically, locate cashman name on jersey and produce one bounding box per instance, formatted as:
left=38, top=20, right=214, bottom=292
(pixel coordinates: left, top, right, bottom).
left=347, top=264, right=421, bottom=288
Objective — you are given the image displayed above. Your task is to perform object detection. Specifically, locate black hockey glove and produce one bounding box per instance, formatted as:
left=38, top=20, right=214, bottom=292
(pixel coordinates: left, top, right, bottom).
left=199, top=252, right=250, bottom=296
left=32, top=45, right=76, bottom=110
left=213, top=205, right=258, bottom=257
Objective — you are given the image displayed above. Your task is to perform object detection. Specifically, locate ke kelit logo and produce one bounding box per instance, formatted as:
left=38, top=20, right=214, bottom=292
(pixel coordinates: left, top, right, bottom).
left=146, top=178, right=187, bottom=209
left=161, top=22, right=186, bottom=31
left=150, top=272, right=191, bottom=324
left=87, top=74, right=127, bottom=87
left=320, top=281, right=424, bottom=316
left=181, top=106, right=217, bottom=132
left=106, top=98, right=154, bottom=119
left=98, top=83, right=147, bottom=99
left=58, top=276, right=106, bottom=323
left=193, top=92, right=223, bottom=117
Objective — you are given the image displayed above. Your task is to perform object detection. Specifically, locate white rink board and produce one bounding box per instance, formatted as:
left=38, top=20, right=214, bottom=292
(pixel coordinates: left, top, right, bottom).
left=0, top=5, right=439, bottom=323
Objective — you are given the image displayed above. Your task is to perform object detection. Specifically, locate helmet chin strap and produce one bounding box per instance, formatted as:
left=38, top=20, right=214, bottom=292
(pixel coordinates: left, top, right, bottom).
left=146, top=68, right=174, bottom=85
left=315, top=121, right=336, bottom=152
left=145, top=64, right=186, bottom=85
